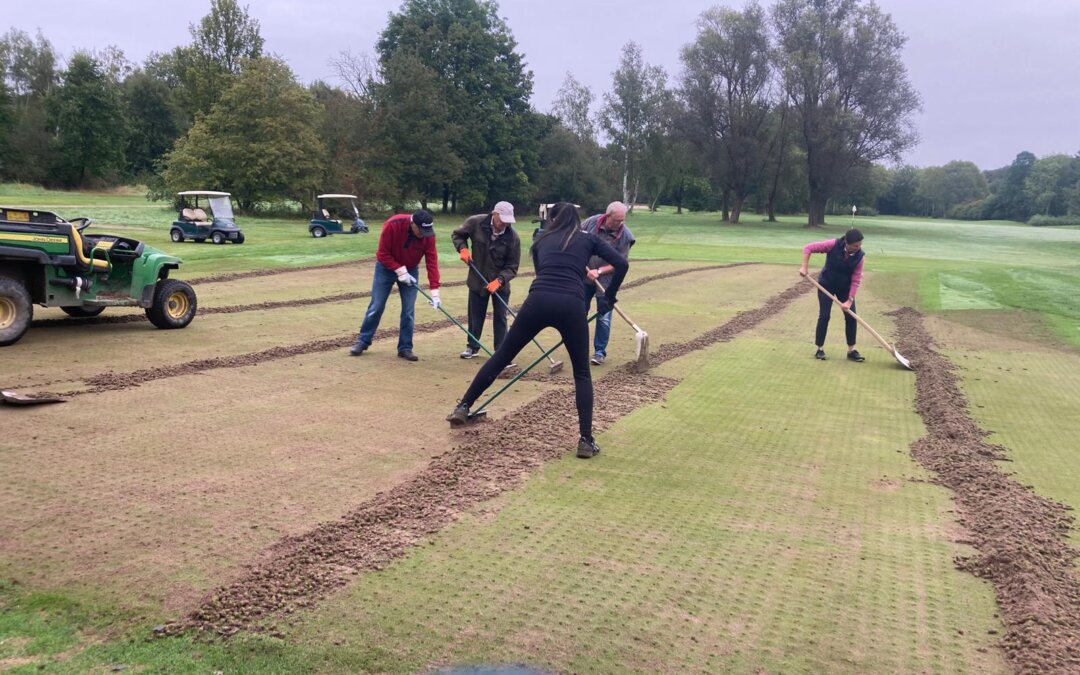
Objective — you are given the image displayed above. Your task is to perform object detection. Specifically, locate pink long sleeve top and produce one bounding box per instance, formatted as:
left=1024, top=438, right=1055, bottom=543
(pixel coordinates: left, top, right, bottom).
left=803, top=239, right=864, bottom=298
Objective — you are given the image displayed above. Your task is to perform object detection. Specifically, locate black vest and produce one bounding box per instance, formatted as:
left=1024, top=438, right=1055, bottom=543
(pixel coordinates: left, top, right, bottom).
left=820, top=238, right=864, bottom=294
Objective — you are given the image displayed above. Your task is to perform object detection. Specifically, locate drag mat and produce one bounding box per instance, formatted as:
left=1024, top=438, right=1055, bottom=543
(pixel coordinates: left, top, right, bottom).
left=159, top=276, right=804, bottom=639
left=30, top=262, right=754, bottom=328
left=889, top=307, right=1080, bottom=674
left=27, top=264, right=759, bottom=395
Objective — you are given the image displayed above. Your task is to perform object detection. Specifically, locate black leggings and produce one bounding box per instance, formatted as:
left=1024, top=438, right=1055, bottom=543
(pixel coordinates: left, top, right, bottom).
left=816, top=289, right=857, bottom=347
left=460, top=291, right=593, bottom=439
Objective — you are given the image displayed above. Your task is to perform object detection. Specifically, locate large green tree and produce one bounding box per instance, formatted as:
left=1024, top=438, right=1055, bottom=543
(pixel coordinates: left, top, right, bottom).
left=46, top=53, right=127, bottom=186
left=681, top=3, right=774, bottom=223
left=0, top=29, right=59, bottom=182
left=161, top=57, right=324, bottom=208
left=377, top=0, right=536, bottom=211
left=123, top=71, right=183, bottom=178
left=1025, top=154, right=1078, bottom=217
left=599, top=41, right=668, bottom=211
left=772, top=0, right=921, bottom=226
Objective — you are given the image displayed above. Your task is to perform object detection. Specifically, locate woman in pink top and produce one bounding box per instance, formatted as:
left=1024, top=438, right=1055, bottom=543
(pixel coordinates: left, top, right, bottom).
left=799, top=228, right=866, bottom=362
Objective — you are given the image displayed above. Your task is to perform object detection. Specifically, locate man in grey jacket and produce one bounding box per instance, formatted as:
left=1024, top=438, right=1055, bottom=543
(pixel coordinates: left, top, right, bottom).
left=582, top=201, right=635, bottom=365
left=451, top=201, right=522, bottom=359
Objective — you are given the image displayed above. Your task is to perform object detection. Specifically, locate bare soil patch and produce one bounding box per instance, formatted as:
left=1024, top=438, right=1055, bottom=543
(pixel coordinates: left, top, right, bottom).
left=890, top=307, right=1080, bottom=674
left=160, top=275, right=807, bottom=638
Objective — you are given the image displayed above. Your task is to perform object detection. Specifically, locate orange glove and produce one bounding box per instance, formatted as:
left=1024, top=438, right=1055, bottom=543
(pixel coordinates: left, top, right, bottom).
left=458, top=248, right=472, bottom=264
left=485, top=278, right=502, bottom=294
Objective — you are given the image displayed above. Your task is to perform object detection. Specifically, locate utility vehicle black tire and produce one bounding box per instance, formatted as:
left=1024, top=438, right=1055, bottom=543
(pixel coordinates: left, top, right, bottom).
left=212, top=232, right=225, bottom=245
left=0, top=276, right=33, bottom=346
left=235, top=233, right=245, bottom=244
left=311, top=226, right=326, bottom=238
left=145, top=279, right=197, bottom=329
left=61, top=305, right=106, bottom=318
left=170, top=229, right=184, bottom=242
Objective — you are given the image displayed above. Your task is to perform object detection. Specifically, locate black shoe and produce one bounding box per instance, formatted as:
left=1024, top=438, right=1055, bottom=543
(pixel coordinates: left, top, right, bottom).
left=814, top=348, right=826, bottom=360
left=349, top=342, right=369, bottom=356
left=576, top=436, right=601, bottom=459
left=847, top=349, right=865, bottom=362
left=446, top=402, right=470, bottom=427
left=398, top=350, right=419, bottom=362
left=460, top=347, right=480, bottom=359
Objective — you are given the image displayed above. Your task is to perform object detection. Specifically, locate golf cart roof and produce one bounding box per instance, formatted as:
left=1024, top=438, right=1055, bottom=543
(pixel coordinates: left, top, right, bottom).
left=317, top=194, right=357, bottom=199
left=177, top=191, right=232, bottom=197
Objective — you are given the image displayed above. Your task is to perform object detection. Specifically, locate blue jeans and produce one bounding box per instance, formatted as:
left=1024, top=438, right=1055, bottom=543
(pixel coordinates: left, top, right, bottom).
left=355, top=264, right=418, bottom=352
left=583, top=283, right=613, bottom=357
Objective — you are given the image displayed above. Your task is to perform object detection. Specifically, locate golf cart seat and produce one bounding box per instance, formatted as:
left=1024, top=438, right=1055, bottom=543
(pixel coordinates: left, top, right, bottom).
left=191, top=208, right=211, bottom=224
left=181, top=208, right=197, bottom=222
left=320, top=208, right=341, bottom=223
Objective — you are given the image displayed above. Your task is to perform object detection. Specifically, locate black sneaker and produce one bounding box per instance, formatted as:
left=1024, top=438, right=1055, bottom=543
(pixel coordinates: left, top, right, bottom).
left=460, top=347, right=480, bottom=359
left=398, top=349, right=419, bottom=362
left=847, top=349, right=865, bottom=362
left=814, top=348, right=826, bottom=360
left=349, top=342, right=369, bottom=356
left=446, top=403, right=470, bottom=427
left=576, top=436, right=601, bottom=459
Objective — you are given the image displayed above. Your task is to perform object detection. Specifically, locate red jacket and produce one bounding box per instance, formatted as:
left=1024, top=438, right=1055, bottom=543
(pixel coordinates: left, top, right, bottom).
left=375, top=214, right=440, bottom=289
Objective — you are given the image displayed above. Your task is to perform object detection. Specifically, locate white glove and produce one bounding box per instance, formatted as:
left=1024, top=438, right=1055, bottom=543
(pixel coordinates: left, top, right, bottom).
left=429, top=289, right=441, bottom=309
left=394, top=266, right=416, bottom=286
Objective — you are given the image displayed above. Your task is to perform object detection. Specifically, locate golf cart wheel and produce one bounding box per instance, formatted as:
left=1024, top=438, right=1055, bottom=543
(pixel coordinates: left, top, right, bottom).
left=0, top=276, right=33, bottom=346
left=170, top=229, right=185, bottom=243
left=235, top=233, right=245, bottom=244
left=212, top=231, right=225, bottom=245
left=61, top=305, right=106, bottom=318
left=145, top=279, right=197, bottom=329
left=311, top=226, right=326, bottom=238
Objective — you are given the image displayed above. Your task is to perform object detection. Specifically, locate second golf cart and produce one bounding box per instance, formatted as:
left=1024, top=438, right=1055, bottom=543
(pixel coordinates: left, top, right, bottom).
left=308, top=194, right=368, bottom=237
left=170, top=191, right=245, bottom=245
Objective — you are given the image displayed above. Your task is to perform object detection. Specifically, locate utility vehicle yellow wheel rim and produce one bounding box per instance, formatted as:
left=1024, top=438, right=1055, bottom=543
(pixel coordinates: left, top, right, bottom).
left=0, top=297, right=16, bottom=330
left=166, top=291, right=190, bottom=320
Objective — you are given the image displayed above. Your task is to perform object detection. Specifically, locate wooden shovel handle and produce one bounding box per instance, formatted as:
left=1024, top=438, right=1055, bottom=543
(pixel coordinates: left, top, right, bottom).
left=593, top=277, right=643, bottom=333
left=802, top=273, right=895, bottom=353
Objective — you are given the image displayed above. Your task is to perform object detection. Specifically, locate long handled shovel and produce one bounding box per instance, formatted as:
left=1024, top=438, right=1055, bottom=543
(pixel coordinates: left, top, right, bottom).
left=593, top=278, right=650, bottom=371
left=414, top=285, right=517, bottom=373
left=467, top=260, right=564, bottom=374
left=1, top=389, right=66, bottom=406
left=802, top=273, right=913, bottom=371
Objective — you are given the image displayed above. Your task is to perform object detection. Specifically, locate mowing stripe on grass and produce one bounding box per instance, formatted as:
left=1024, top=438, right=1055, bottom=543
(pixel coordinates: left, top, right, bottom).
left=890, top=307, right=1080, bottom=674
left=158, top=277, right=807, bottom=639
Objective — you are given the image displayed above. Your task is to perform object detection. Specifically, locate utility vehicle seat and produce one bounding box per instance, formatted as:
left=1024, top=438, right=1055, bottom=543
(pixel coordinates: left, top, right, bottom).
left=66, top=225, right=110, bottom=272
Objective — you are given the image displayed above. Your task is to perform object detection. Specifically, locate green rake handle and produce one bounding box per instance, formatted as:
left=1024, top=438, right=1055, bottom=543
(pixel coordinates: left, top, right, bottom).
left=471, top=312, right=599, bottom=418
left=414, top=284, right=494, bottom=357
left=466, top=260, right=559, bottom=364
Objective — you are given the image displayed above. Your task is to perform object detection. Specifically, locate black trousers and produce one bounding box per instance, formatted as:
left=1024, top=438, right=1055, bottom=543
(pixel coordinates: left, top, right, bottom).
left=460, top=290, right=593, bottom=439
left=816, top=288, right=857, bottom=347
left=466, top=286, right=510, bottom=350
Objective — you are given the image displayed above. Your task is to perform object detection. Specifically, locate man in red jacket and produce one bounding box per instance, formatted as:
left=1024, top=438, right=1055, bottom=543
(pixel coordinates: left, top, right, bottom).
left=349, top=210, right=441, bottom=361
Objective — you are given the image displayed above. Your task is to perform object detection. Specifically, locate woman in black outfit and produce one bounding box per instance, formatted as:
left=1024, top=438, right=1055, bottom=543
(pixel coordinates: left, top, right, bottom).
left=446, top=202, right=629, bottom=459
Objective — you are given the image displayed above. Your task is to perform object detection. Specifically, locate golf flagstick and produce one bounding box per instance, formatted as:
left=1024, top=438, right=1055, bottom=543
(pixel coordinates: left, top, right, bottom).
left=801, top=273, right=913, bottom=371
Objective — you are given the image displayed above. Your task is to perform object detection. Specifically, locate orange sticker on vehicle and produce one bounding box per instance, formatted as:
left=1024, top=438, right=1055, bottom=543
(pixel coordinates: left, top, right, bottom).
left=5, top=210, right=30, bottom=222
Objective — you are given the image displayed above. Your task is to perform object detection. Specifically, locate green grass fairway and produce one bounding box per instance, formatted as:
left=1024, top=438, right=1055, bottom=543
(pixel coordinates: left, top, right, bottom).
left=2, top=185, right=1079, bottom=672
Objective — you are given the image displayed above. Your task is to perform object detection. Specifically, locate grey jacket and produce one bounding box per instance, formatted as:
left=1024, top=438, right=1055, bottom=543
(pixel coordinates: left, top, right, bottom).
left=451, top=213, right=521, bottom=293
left=582, top=213, right=635, bottom=288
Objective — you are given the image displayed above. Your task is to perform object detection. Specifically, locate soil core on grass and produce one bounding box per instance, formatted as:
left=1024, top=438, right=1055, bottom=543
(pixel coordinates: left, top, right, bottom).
left=890, top=307, right=1080, bottom=674
left=160, top=276, right=809, bottom=638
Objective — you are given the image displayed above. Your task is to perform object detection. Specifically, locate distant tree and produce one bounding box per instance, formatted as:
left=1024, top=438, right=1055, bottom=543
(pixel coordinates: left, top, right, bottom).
left=0, top=29, right=58, bottom=101
left=0, top=29, right=59, bottom=183
left=161, top=57, right=324, bottom=209
left=123, top=72, right=183, bottom=179
left=681, top=3, right=774, bottom=223
left=986, top=151, right=1036, bottom=221
left=0, top=83, right=13, bottom=178
left=598, top=41, right=668, bottom=211
left=1025, top=154, right=1077, bottom=216
left=877, top=165, right=919, bottom=215
left=328, top=49, right=379, bottom=99
left=176, top=0, right=264, bottom=118
left=47, top=53, right=127, bottom=186
left=377, top=0, right=536, bottom=211
left=772, top=0, right=921, bottom=226
left=551, top=72, right=596, bottom=143
left=533, top=120, right=619, bottom=215
left=915, top=161, right=988, bottom=218
left=370, top=53, right=464, bottom=210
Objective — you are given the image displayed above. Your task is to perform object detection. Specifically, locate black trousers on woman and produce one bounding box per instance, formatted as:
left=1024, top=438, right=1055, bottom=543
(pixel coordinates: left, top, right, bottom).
left=459, top=290, right=593, bottom=438
left=816, top=288, right=857, bottom=347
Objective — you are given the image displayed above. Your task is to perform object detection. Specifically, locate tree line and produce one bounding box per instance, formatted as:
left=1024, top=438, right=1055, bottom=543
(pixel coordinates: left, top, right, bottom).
left=1, top=0, right=1076, bottom=225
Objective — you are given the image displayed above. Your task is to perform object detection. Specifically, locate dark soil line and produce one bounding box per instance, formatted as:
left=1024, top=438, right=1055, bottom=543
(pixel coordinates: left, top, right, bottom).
left=889, top=307, right=1080, bottom=674
left=160, top=276, right=803, bottom=639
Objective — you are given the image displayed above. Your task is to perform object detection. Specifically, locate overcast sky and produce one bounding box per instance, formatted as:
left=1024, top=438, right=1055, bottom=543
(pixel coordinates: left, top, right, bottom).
left=5, top=0, right=1079, bottom=169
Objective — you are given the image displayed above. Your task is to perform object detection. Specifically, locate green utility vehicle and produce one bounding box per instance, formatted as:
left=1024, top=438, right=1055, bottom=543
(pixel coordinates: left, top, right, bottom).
left=169, top=191, right=245, bottom=244
left=308, top=194, right=368, bottom=237
left=0, top=206, right=197, bottom=346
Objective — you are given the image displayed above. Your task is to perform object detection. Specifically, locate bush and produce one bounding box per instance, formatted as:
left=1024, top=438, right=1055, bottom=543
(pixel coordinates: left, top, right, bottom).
left=1028, top=214, right=1080, bottom=227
